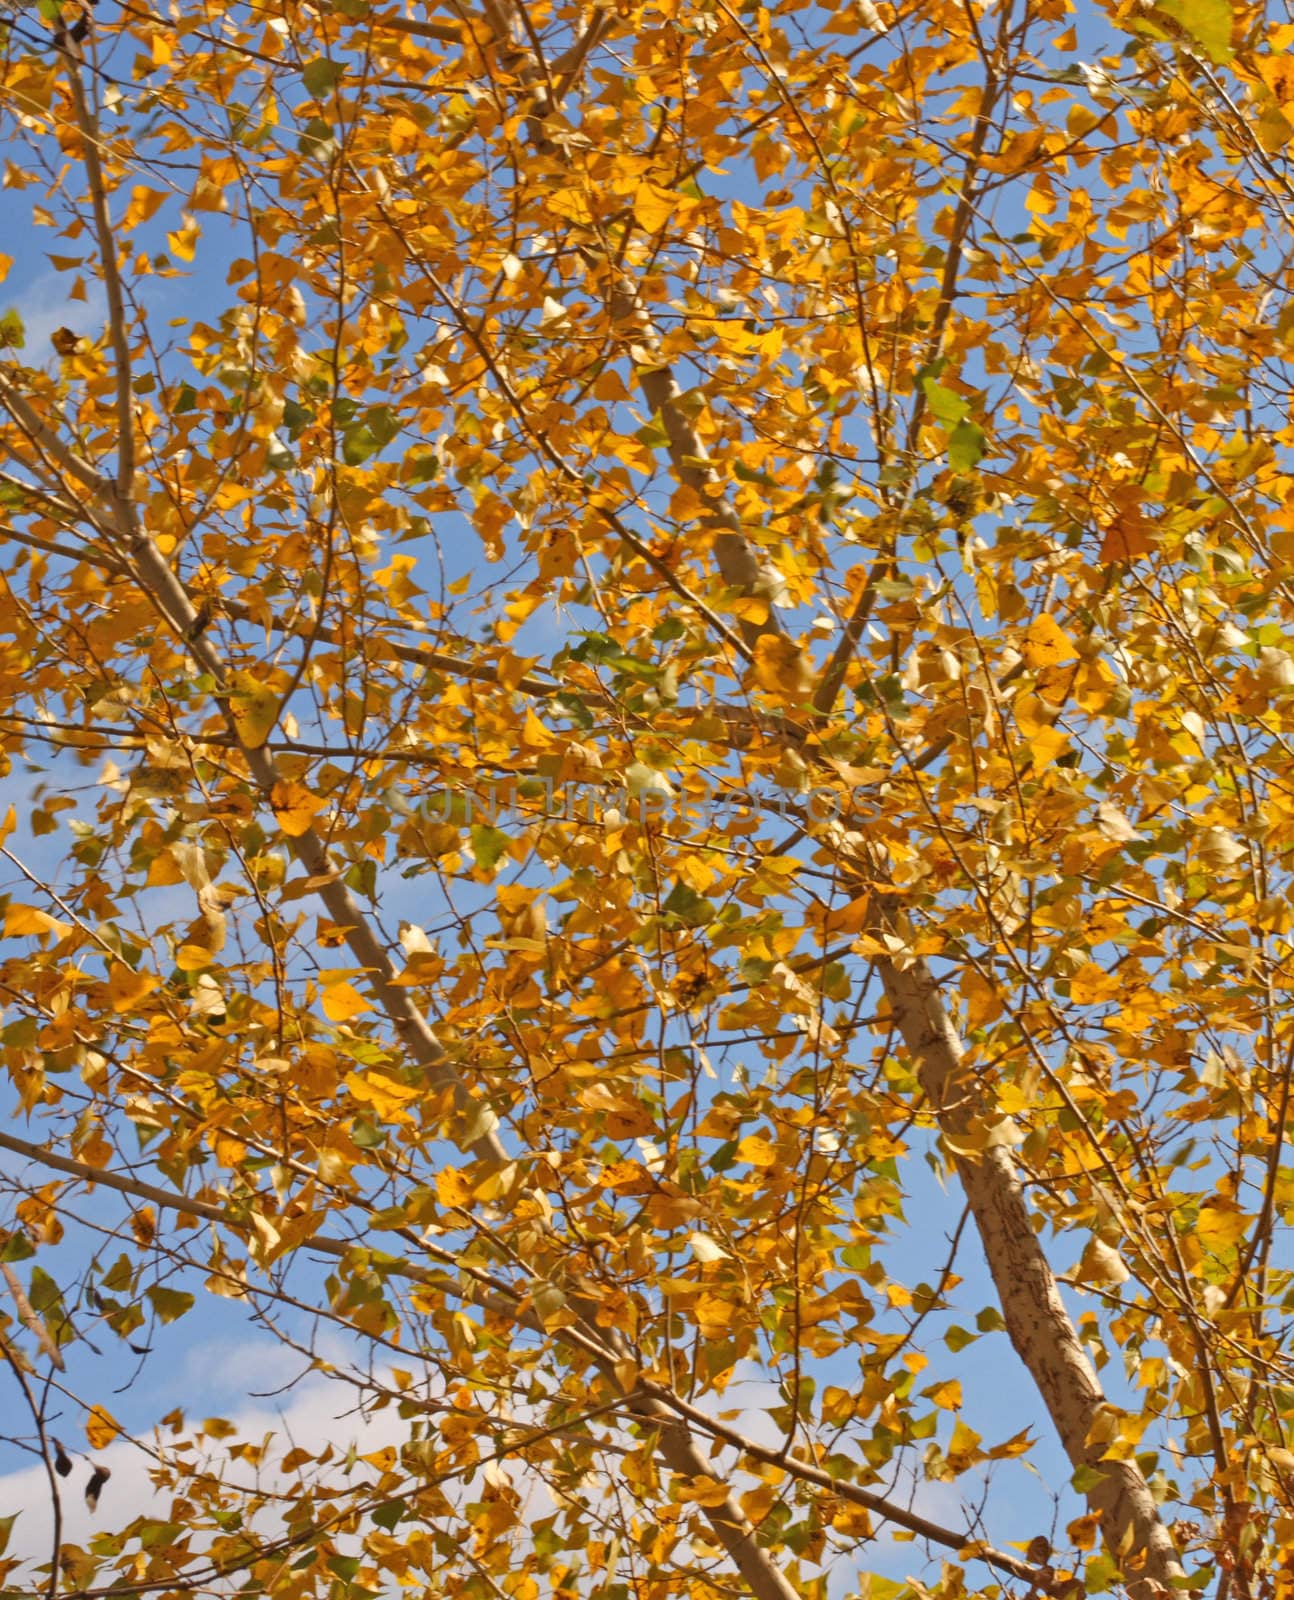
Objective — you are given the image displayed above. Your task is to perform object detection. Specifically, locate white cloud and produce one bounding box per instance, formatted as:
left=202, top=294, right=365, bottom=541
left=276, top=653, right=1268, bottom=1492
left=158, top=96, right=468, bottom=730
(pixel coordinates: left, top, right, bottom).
left=0, top=1340, right=406, bottom=1580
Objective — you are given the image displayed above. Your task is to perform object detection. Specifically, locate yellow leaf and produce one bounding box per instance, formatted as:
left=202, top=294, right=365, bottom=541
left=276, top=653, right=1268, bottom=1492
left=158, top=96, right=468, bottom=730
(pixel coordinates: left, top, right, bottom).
left=175, top=943, right=216, bottom=973
left=167, top=219, right=201, bottom=263
left=741, top=1481, right=778, bottom=1524
left=436, top=1167, right=474, bottom=1207
left=321, top=979, right=372, bottom=1022
left=1196, top=1205, right=1248, bottom=1253
left=122, top=185, right=169, bottom=232
left=948, top=1419, right=984, bottom=1462
left=346, top=1069, right=418, bottom=1121
left=738, top=1133, right=777, bottom=1168
left=675, top=1474, right=731, bottom=1507
left=520, top=708, right=553, bottom=749
left=924, top=1378, right=962, bottom=1410
left=1021, top=612, right=1078, bottom=669
left=1078, top=1238, right=1130, bottom=1287
left=4, top=903, right=69, bottom=939
left=271, top=779, right=326, bottom=837
left=86, top=1404, right=122, bottom=1449
left=213, top=1132, right=246, bottom=1167
left=108, top=962, right=160, bottom=1014
left=226, top=670, right=279, bottom=749
left=633, top=181, right=680, bottom=233
left=1070, top=963, right=1120, bottom=1005
left=1254, top=53, right=1294, bottom=108
left=752, top=635, right=813, bottom=697
left=1026, top=723, right=1069, bottom=768
left=962, top=967, right=1002, bottom=1027
left=986, top=1426, right=1035, bottom=1459
left=79, top=1129, right=113, bottom=1169
left=600, top=1160, right=653, bottom=1194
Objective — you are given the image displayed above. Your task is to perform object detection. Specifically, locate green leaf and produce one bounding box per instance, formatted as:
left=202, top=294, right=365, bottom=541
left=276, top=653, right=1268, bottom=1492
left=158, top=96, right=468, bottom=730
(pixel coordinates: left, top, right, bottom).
left=351, top=1118, right=385, bottom=1149
left=662, top=880, right=715, bottom=926
left=1071, top=1462, right=1109, bottom=1492
left=709, top=1139, right=738, bottom=1172
left=921, top=377, right=968, bottom=426
left=944, top=1324, right=978, bottom=1352
left=948, top=419, right=985, bottom=471
left=29, top=1265, right=72, bottom=1346
left=137, top=1521, right=183, bottom=1551
left=302, top=57, right=345, bottom=97
left=1154, top=0, right=1232, bottom=61
left=282, top=398, right=314, bottom=438
left=0, top=1513, right=17, bottom=1558
left=173, top=383, right=197, bottom=414
left=341, top=424, right=379, bottom=466
left=298, top=118, right=337, bottom=159
left=470, top=824, right=509, bottom=875
left=28, top=1264, right=61, bottom=1314
left=0, top=1230, right=33, bottom=1262
left=1170, top=1567, right=1216, bottom=1591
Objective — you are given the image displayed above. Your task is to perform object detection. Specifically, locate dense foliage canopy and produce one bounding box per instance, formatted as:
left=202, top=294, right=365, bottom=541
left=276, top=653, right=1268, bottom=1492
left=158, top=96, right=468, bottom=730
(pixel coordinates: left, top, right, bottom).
left=1, top=0, right=1294, bottom=1596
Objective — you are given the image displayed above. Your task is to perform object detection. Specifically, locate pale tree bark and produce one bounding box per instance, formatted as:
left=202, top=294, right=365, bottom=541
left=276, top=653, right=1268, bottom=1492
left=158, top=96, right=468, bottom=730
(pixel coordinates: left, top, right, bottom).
left=877, top=955, right=1183, bottom=1591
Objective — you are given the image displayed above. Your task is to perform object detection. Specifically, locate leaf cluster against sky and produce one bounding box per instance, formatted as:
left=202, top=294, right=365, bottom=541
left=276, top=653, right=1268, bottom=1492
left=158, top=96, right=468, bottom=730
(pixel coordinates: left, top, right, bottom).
left=2, top=0, right=1294, bottom=1596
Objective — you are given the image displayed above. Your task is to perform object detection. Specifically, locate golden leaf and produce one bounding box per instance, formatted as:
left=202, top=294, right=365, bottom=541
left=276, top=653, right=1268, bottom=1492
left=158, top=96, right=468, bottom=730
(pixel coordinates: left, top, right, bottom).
left=226, top=670, right=279, bottom=749
left=107, top=963, right=160, bottom=1014
left=271, top=779, right=326, bottom=837
left=1195, top=1206, right=1248, bottom=1254
left=4, top=903, right=69, bottom=938
left=435, top=1167, right=474, bottom=1207
left=346, top=1069, right=419, bottom=1122
left=321, top=977, right=372, bottom=1022
left=633, top=182, right=680, bottom=232
left=752, top=635, right=814, bottom=697
left=85, top=1405, right=123, bottom=1449
left=924, top=1378, right=962, bottom=1410
left=1021, top=613, right=1078, bottom=669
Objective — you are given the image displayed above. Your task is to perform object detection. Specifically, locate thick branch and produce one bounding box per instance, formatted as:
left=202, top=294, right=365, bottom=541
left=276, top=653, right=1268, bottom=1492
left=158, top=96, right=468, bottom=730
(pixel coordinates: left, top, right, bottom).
left=876, top=948, right=1183, bottom=1593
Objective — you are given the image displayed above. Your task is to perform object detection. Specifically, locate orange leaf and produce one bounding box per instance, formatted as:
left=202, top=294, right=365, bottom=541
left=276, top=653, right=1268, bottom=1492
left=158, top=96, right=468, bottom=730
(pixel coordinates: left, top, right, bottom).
left=1099, top=513, right=1153, bottom=564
